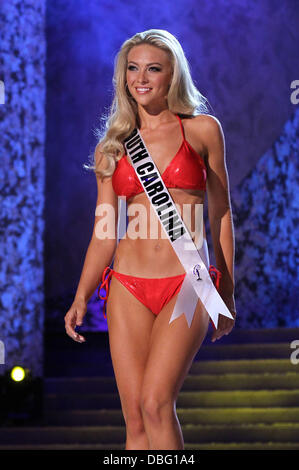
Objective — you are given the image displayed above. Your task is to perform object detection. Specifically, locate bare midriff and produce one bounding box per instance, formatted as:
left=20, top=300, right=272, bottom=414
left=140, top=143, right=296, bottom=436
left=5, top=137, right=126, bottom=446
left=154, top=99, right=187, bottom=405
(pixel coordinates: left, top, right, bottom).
left=113, top=187, right=206, bottom=277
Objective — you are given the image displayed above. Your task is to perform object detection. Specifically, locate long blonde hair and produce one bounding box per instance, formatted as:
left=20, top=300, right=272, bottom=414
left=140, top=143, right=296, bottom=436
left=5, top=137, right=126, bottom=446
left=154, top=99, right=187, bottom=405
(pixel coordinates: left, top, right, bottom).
left=84, top=29, right=211, bottom=179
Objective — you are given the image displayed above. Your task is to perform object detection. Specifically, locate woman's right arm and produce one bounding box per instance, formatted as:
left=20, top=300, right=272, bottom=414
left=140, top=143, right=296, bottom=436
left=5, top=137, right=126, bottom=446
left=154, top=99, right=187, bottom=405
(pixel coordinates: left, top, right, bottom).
left=64, top=144, right=119, bottom=342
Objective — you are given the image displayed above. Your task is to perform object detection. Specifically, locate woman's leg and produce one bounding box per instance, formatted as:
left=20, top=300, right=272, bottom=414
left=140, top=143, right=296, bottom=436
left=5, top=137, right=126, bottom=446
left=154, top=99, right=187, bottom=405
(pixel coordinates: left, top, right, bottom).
left=106, top=274, right=156, bottom=450
left=140, top=293, right=210, bottom=450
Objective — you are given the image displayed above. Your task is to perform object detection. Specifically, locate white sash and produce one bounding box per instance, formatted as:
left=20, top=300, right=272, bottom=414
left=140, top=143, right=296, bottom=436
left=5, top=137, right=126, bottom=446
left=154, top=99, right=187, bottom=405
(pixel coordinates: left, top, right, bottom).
left=120, top=127, right=234, bottom=329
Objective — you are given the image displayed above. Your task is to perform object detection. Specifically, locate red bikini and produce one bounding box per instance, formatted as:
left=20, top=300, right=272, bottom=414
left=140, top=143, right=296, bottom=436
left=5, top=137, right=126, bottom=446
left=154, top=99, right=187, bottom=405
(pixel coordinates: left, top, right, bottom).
left=112, top=114, right=207, bottom=200
left=98, top=114, right=221, bottom=321
left=98, top=265, right=221, bottom=319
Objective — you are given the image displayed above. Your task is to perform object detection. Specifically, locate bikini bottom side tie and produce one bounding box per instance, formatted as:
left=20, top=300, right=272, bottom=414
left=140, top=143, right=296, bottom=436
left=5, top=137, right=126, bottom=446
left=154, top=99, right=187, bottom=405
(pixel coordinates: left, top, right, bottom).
left=97, top=265, right=222, bottom=322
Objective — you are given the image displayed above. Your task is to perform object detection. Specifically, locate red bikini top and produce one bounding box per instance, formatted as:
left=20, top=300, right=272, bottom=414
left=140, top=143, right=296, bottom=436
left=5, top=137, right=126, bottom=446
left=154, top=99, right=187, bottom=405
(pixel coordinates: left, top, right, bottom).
left=112, top=114, right=207, bottom=201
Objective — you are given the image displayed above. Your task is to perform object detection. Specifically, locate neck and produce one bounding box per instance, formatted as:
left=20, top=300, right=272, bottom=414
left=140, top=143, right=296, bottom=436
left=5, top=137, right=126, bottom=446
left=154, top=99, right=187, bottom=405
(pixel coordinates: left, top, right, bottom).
left=137, top=108, right=176, bottom=131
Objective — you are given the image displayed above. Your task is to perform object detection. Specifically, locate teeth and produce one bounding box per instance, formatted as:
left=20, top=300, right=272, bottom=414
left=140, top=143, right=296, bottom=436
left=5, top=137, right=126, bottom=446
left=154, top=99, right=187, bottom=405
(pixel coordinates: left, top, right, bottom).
left=137, top=88, right=151, bottom=91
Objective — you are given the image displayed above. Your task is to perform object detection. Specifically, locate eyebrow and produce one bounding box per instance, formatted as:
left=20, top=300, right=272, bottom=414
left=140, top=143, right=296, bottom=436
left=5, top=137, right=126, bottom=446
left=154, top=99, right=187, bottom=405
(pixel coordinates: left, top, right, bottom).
left=128, top=61, right=162, bottom=66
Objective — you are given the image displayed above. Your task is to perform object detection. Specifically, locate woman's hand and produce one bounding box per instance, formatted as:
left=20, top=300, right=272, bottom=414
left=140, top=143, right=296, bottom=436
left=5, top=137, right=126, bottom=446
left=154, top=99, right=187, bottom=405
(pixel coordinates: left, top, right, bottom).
left=211, top=293, right=236, bottom=343
left=64, top=298, right=87, bottom=343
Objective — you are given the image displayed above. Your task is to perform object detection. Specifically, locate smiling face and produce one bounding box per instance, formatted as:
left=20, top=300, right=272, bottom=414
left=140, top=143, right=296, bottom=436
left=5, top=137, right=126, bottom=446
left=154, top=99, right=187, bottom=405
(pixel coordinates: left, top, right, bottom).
left=126, top=44, right=173, bottom=109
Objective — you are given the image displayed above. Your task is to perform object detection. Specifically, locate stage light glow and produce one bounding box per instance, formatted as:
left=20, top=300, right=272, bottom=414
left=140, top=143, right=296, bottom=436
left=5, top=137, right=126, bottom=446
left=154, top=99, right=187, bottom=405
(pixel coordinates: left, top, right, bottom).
left=10, top=366, right=26, bottom=382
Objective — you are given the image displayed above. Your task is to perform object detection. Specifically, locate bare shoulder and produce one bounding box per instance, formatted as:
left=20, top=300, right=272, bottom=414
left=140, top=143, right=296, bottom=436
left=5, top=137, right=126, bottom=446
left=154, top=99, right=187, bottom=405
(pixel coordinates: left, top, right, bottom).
left=94, top=141, right=110, bottom=175
left=188, top=114, right=223, bottom=139
left=182, top=114, right=224, bottom=158
left=93, top=141, right=118, bottom=211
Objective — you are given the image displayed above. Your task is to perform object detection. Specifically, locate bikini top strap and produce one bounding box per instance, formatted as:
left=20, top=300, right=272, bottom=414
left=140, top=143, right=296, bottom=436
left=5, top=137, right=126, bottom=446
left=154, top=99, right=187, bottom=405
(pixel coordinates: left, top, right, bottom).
left=175, top=114, right=185, bottom=140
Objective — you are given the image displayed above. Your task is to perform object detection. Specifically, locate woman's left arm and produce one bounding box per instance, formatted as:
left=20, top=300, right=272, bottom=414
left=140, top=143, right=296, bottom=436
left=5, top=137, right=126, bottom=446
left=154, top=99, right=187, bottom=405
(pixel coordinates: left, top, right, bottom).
left=199, top=115, right=237, bottom=342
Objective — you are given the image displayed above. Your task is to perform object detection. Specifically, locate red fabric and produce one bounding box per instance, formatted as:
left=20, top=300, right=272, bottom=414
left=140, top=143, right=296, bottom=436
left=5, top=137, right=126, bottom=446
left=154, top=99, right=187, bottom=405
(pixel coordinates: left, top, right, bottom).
left=112, top=114, right=207, bottom=201
left=98, top=264, right=222, bottom=320
left=97, top=266, right=113, bottom=319
left=208, top=264, right=222, bottom=291
left=98, top=267, right=186, bottom=318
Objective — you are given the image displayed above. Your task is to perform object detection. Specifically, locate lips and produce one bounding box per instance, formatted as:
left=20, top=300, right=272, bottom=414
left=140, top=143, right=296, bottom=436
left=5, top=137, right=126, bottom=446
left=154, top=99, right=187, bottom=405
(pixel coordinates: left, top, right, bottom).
left=135, top=87, right=152, bottom=94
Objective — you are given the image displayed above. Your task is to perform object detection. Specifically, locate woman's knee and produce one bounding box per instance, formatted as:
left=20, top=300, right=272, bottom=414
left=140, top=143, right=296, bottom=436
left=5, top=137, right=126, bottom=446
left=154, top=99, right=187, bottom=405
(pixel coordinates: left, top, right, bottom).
left=123, top=404, right=146, bottom=436
left=140, top=390, right=175, bottom=424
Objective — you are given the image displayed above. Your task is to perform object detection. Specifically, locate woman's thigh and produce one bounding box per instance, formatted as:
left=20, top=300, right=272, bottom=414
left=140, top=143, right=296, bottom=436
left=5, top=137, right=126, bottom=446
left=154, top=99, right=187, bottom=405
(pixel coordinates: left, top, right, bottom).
left=141, top=293, right=210, bottom=406
left=106, top=275, right=156, bottom=419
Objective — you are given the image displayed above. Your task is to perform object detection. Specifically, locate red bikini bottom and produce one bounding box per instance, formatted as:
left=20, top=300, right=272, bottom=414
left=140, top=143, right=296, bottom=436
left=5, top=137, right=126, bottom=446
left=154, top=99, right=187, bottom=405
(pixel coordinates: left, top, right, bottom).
left=98, top=265, right=221, bottom=319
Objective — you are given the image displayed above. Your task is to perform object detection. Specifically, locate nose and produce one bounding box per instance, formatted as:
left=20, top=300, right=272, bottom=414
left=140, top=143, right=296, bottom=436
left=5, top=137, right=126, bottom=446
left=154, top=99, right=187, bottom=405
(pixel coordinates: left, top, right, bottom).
left=136, top=68, right=149, bottom=84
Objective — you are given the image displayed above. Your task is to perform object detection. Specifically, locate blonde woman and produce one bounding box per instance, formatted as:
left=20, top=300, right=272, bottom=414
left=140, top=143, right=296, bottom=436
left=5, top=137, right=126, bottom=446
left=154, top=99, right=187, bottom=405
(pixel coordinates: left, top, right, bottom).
left=64, top=29, right=236, bottom=450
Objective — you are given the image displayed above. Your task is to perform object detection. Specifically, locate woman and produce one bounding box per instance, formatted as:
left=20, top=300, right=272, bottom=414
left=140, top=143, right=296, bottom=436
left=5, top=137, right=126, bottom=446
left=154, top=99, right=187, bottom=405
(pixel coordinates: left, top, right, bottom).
left=64, top=29, right=236, bottom=450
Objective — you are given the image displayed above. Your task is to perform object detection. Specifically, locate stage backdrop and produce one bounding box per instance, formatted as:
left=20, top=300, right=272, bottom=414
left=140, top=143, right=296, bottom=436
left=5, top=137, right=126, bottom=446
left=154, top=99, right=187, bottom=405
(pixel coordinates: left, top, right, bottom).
left=0, top=0, right=46, bottom=375
left=44, top=0, right=299, bottom=331
left=1, top=1, right=298, bottom=379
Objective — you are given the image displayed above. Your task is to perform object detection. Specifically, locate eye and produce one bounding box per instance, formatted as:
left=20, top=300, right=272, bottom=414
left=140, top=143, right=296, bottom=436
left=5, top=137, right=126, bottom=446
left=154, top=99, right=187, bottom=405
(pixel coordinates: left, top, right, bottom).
left=127, top=65, right=161, bottom=72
